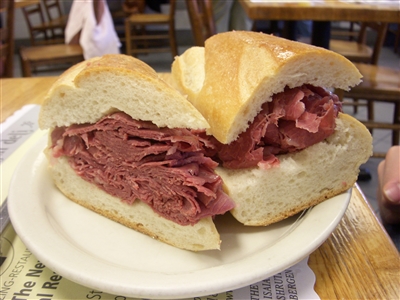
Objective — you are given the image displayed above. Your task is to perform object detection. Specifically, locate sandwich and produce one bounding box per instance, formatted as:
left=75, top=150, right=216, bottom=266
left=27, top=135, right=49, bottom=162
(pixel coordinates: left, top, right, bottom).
left=39, top=54, right=236, bottom=251
left=171, top=31, right=373, bottom=226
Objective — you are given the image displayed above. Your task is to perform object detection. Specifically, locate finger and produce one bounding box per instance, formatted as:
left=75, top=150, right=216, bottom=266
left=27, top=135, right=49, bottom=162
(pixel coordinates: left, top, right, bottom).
left=377, top=160, right=385, bottom=203
left=378, top=146, right=400, bottom=224
left=382, top=146, right=400, bottom=204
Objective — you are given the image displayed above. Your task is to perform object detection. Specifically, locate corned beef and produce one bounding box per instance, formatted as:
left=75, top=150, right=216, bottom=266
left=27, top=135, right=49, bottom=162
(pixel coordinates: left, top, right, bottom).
left=50, top=84, right=341, bottom=225
left=50, top=112, right=234, bottom=226
left=208, top=84, right=342, bottom=169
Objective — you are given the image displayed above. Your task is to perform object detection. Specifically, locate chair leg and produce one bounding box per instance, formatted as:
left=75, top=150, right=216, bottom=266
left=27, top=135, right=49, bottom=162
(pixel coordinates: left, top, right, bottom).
left=393, top=102, right=400, bottom=145
left=367, top=100, right=374, bottom=137
left=367, top=100, right=374, bottom=121
left=140, top=26, right=149, bottom=51
left=125, top=19, right=131, bottom=56
left=354, top=98, right=359, bottom=114
left=20, top=55, right=32, bottom=77
left=169, top=23, right=178, bottom=58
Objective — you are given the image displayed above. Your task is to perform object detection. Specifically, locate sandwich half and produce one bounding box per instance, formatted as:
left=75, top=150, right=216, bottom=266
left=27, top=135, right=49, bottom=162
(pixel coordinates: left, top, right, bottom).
left=172, top=31, right=373, bottom=226
left=39, top=54, right=235, bottom=251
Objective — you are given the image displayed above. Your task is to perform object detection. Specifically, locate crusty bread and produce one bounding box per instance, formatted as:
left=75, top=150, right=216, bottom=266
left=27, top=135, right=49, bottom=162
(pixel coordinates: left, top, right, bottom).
left=172, top=31, right=362, bottom=144
left=39, top=54, right=209, bottom=131
left=47, top=153, right=221, bottom=251
left=216, top=113, right=372, bottom=226
left=39, top=54, right=222, bottom=251
left=172, top=31, right=372, bottom=226
left=171, top=46, right=206, bottom=102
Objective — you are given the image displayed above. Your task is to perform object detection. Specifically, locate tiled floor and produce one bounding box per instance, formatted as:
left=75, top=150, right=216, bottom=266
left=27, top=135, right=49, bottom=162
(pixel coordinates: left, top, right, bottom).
left=11, top=30, right=400, bottom=249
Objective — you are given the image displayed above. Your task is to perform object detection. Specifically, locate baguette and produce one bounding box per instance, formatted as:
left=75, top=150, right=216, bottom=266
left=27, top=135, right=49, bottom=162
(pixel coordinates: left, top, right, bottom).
left=172, top=31, right=362, bottom=144
left=172, top=31, right=372, bottom=226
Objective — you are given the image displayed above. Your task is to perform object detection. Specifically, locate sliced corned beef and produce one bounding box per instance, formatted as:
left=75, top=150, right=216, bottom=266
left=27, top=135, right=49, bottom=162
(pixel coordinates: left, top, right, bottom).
left=208, top=85, right=342, bottom=169
left=51, top=112, right=235, bottom=226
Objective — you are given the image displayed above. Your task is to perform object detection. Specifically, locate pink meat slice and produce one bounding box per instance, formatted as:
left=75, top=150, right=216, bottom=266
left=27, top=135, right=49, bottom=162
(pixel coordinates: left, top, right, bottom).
left=51, top=112, right=235, bottom=226
left=212, top=84, right=342, bottom=169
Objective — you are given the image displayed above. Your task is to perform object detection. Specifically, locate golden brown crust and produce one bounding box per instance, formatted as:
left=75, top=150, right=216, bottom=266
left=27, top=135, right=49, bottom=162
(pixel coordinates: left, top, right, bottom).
left=175, top=31, right=362, bottom=144
left=74, top=54, right=159, bottom=85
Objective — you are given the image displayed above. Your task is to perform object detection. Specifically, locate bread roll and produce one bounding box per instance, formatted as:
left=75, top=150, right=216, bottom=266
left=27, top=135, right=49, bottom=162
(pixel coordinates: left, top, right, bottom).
left=172, top=31, right=362, bottom=144
left=39, top=54, right=228, bottom=251
left=171, top=31, right=372, bottom=226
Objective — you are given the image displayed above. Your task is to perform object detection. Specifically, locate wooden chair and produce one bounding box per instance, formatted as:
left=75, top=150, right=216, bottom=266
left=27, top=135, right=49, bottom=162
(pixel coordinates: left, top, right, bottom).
left=185, top=0, right=216, bottom=46
left=331, top=22, right=359, bottom=41
left=19, top=1, right=84, bottom=77
left=41, top=0, right=68, bottom=38
left=339, top=63, right=400, bottom=157
left=19, top=44, right=84, bottom=77
left=21, top=1, right=65, bottom=46
left=124, top=0, right=178, bottom=59
left=111, top=0, right=146, bottom=43
left=332, top=23, right=400, bottom=157
left=330, top=22, right=388, bottom=65
left=331, top=22, right=387, bottom=144
left=332, top=22, right=388, bottom=114
left=0, top=0, right=15, bottom=78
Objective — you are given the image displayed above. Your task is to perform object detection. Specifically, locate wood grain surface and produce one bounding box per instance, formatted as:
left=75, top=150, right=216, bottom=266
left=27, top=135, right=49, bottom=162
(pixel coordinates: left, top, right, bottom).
left=309, top=186, right=400, bottom=299
left=240, top=0, right=400, bottom=23
left=1, top=77, right=57, bottom=123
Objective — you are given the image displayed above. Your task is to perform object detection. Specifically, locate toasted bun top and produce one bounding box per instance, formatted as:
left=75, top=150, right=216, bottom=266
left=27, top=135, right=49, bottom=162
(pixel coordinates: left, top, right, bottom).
left=172, top=31, right=362, bottom=144
left=39, top=54, right=209, bottom=130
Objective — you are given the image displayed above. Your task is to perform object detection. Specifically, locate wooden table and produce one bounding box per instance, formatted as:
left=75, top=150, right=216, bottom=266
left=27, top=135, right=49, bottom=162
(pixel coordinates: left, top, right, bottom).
left=14, top=0, right=40, bottom=9
left=240, top=0, right=400, bottom=48
left=1, top=77, right=399, bottom=299
left=1, top=77, right=58, bottom=123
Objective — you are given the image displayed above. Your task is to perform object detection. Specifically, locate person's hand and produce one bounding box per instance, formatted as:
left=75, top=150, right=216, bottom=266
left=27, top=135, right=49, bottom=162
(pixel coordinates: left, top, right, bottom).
left=378, top=146, right=400, bottom=224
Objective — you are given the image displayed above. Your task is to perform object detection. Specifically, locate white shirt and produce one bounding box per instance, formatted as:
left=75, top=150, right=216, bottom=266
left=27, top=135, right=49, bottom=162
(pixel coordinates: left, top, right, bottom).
left=65, top=0, right=121, bottom=59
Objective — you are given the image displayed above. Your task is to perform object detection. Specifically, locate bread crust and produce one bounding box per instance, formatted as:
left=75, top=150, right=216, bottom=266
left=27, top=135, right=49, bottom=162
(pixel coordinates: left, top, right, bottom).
left=40, top=54, right=223, bottom=251
left=39, top=54, right=209, bottom=130
left=172, top=31, right=362, bottom=144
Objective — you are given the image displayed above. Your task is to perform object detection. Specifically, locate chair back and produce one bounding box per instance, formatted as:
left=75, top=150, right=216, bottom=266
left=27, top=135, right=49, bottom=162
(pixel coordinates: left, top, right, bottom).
left=330, top=22, right=388, bottom=65
left=22, top=3, right=49, bottom=45
left=358, top=22, right=388, bottom=65
left=21, top=2, right=65, bottom=46
left=169, top=0, right=177, bottom=19
left=42, top=0, right=67, bottom=40
left=185, top=0, right=216, bottom=46
left=335, top=23, right=398, bottom=157
left=42, top=0, right=64, bottom=22
left=330, top=22, right=359, bottom=41
left=0, top=0, right=15, bottom=78
left=124, top=0, right=178, bottom=59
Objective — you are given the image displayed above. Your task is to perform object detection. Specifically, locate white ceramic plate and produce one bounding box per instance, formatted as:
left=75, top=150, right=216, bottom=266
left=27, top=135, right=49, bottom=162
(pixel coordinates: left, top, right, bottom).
left=8, top=136, right=350, bottom=299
